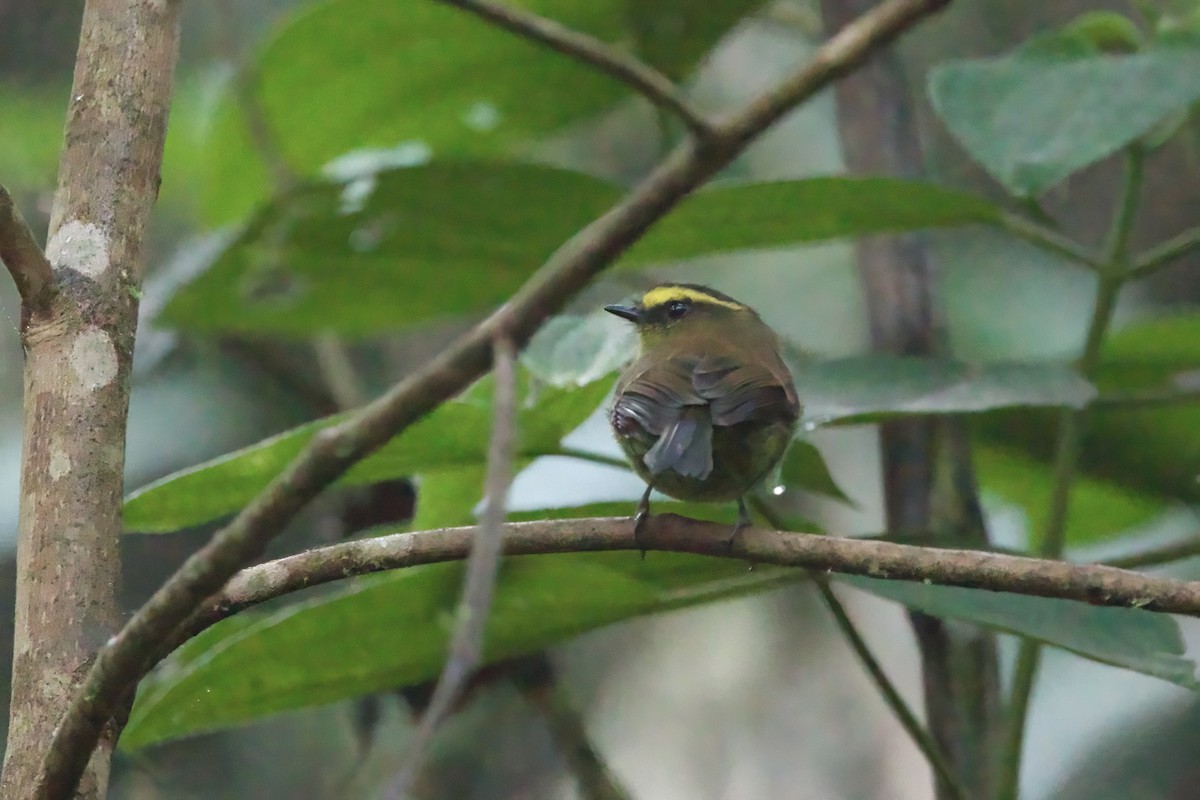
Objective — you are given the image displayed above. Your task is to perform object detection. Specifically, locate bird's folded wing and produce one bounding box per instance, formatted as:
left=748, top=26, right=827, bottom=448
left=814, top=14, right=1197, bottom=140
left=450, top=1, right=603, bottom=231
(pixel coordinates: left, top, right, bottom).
left=692, top=353, right=800, bottom=426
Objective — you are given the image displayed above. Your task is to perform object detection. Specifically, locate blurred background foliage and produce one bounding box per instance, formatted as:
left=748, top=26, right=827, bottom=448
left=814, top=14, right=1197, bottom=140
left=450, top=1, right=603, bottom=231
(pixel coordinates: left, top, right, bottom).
left=4, top=0, right=1200, bottom=798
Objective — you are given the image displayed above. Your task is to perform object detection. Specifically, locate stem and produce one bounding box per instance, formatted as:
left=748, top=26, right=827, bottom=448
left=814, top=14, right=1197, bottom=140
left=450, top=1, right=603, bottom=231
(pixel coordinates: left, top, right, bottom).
left=816, top=579, right=968, bottom=800
left=1129, top=224, right=1200, bottom=280
left=1103, top=537, right=1200, bottom=570
left=996, top=147, right=1143, bottom=800
left=752, top=499, right=963, bottom=797
left=998, top=212, right=1105, bottom=272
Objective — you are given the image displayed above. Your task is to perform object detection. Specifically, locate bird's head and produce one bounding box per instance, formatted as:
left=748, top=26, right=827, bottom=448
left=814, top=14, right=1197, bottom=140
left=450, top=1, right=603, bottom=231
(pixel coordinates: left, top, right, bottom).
left=604, top=283, right=760, bottom=347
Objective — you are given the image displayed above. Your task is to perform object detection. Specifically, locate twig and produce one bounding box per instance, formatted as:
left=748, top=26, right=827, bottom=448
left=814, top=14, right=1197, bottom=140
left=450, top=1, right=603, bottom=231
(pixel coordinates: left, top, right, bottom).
left=512, top=654, right=633, bottom=800
left=162, top=517, right=1200, bottom=637
left=1129, top=223, right=1200, bottom=280
left=998, top=146, right=1145, bottom=800
left=384, top=337, right=518, bottom=798
left=40, top=2, right=954, bottom=795
left=997, top=211, right=1106, bottom=272
left=434, top=0, right=712, bottom=138
left=815, top=579, right=966, bottom=800
left=751, top=498, right=961, bottom=796
left=0, top=183, right=56, bottom=314
left=1104, top=536, right=1200, bottom=570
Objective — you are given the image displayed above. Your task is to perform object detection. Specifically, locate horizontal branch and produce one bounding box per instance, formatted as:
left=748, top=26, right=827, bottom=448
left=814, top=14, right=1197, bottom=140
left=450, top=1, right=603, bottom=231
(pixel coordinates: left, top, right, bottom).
left=181, top=516, right=1200, bottom=635
left=0, top=183, right=56, bottom=315
left=435, top=0, right=712, bottom=137
left=45, top=0, right=954, bottom=794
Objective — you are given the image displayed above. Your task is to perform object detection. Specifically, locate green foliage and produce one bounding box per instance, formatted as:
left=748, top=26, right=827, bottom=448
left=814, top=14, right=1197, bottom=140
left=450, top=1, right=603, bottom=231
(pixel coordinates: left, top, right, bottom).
left=930, top=33, right=1200, bottom=195
left=123, top=371, right=609, bottom=532
left=200, top=0, right=764, bottom=224
left=121, top=552, right=798, bottom=750
left=161, top=173, right=1001, bottom=338
left=113, top=0, right=1200, bottom=760
left=843, top=577, right=1198, bottom=690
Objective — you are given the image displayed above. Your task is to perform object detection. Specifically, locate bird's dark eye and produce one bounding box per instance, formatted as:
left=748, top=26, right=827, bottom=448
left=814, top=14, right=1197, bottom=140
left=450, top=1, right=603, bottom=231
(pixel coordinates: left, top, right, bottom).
left=667, top=300, right=689, bottom=319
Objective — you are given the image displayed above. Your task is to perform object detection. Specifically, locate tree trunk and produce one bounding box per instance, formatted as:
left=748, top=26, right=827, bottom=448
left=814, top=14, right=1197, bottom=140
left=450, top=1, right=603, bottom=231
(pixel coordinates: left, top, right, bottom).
left=1, top=1, right=181, bottom=798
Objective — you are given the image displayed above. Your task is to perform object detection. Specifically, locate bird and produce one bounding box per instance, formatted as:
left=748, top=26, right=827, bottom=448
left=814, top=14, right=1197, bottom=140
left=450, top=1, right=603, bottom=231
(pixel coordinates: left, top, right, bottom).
left=604, top=283, right=800, bottom=548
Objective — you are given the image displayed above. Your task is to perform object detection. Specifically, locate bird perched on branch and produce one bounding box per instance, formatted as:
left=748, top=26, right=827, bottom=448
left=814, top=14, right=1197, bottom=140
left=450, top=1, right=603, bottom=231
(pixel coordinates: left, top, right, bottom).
left=604, top=283, right=800, bottom=545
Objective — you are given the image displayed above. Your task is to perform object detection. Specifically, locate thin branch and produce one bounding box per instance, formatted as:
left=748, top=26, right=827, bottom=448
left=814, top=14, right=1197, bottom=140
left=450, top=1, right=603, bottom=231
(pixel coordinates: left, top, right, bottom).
left=998, top=146, right=1145, bottom=800
left=751, top=498, right=961, bottom=795
left=434, top=0, right=713, bottom=138
left=165, top=517, right=1200, bottom=638
left=41, top=2, right=954, bottom=795
left=385, top=337, right=518, bottom=798
left=1129, top=223, right=1200, bottom=280
left=997, top=211, right=1106, bottom=272
left=0, top=183, right=56, bottom=314
left=512, top=654, right=633, bottom=800
left=814, top=578, right=967, bottom=800
left=1103, top=536, right=1200, bottom=570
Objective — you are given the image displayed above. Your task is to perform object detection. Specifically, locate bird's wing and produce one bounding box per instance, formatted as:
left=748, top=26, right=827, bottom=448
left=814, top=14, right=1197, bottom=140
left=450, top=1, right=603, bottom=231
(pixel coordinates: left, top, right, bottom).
left=692, top=350, right=799, bottom=427
left=613, top=356, right=713, bottom=479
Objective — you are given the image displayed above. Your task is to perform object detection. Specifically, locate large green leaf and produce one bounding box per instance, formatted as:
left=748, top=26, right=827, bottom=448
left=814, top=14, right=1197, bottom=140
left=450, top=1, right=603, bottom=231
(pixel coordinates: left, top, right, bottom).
left=162, top=163, right=616, bottom=338
left=121, top=551, right=799, bottom=750
left=162, top=171, right=1002, bottom=338
left=795, top=355, right=1096, bottom=425
left=929, top=34, right=1200, bottom=195
left=123, top=373, right=610, bottom=533
left=843, top=576, right=1198, bottom=690
left=200, top=0, right=762, bottom=224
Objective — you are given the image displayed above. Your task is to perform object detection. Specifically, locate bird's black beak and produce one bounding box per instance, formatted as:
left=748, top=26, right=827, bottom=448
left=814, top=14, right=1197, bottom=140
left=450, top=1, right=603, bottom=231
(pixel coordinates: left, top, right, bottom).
left=604, top=304, right=641, bottom=323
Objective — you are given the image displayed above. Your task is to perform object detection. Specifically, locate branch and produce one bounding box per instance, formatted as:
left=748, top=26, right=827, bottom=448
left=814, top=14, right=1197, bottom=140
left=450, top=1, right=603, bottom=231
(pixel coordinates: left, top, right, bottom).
left=385, top=337, right=517, bottom=798
left=1129, top=223, right=1200, bottom=280
left=434, top=0, right=712, bottom=138
left=0, top=183, right=56, bottom=315
left=166, top=517, right=1200, bottom=633
left=813, top=578, right=966, bottom=800
left=42, top=1, right=954, bottom=794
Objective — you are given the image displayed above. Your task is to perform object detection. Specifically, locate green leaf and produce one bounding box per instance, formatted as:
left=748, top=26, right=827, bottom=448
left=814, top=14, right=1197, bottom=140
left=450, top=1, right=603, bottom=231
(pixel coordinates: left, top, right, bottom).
left=975, top=445, right=1164, bottom=545
left=162, top=163, right=616, bottom=338
left=930, top=36, right=1200, bottom=195
left=794, top=355, right=1097, bottom=425
left=200, top=0, right=756, bottom=224
left=522, top=311, right=634, bottom=388
left=121, top=552, right=800, bottom=749
left=778, top=439, right=851, bottom=502
left=842, top=576, right=1198, bottom=691
left=124, top=373, right=610, bottom=533
left=163, top=172, right=1002, bottom=339
left=623, top=177, right=1002, bottom=265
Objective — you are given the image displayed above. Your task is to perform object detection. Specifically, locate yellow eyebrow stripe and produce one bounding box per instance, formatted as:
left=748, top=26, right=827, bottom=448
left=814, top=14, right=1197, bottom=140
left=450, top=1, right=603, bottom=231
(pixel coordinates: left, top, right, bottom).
left=640, top=286, right=746, bottom=311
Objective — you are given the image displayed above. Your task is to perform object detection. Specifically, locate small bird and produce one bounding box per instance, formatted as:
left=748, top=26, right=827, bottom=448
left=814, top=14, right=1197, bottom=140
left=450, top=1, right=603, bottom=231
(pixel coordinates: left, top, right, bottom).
left=604, top=283, right=800, bottom=546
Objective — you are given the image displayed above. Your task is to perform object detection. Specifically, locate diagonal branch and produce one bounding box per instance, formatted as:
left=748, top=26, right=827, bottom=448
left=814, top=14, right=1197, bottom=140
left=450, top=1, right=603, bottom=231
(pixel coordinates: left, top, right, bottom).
left=0, top=184, right=56, bottom=315
left=434, top=0, right=713, bottom=138
left=40, top=1, right=954, bottom=795
left=385, top=336, right=518, bottom=798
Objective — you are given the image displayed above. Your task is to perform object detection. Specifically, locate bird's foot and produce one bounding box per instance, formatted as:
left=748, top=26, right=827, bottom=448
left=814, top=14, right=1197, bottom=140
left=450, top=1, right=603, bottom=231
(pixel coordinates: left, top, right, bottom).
left=633, top=485, right=653, bottom=560
left=730, top=498, right=755, bottom=570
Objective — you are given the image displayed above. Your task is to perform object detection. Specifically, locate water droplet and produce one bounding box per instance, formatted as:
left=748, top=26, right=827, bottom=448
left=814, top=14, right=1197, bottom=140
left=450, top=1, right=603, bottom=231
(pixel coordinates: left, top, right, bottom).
left=771, top=485, right=785, bottom=496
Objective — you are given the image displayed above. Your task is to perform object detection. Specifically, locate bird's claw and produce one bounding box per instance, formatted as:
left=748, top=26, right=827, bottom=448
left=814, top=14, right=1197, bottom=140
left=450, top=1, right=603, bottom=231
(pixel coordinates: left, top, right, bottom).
left=634, top=485, right=653, bottom=560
